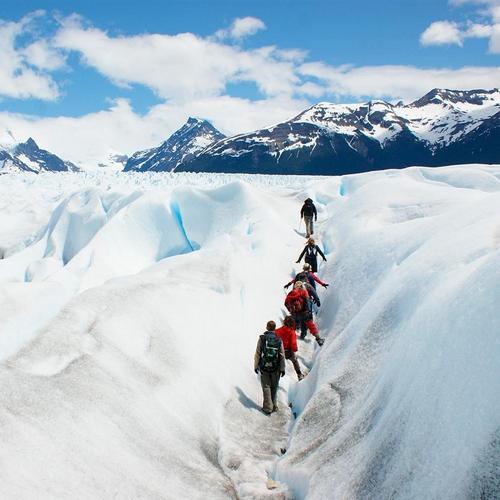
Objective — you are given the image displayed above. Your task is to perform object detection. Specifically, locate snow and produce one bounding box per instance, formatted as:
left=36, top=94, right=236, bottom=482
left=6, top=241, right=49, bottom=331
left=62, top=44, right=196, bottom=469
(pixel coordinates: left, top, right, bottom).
left=295, top=91, right=500, bottom=149
left=15, top=153, right=43, bottom=172
left=0, top=165, right=499, bottom=499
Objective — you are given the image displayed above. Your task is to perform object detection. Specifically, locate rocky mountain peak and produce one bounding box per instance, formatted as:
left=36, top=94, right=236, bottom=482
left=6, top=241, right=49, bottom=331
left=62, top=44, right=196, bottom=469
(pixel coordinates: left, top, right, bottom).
left=124, top=117, right=225, bottom=172
left=410, top=88, right=500, bottom=108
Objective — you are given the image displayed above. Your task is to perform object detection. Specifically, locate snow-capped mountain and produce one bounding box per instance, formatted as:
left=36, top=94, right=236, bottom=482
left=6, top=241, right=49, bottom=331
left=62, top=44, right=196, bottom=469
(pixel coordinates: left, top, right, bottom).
left=97, top=151, right=129, bottom=170
left=175, top=88, right=500, bottom=175
left=0, top=137, right=77, bottom=174
left=124, top=117, right=225, bottom=172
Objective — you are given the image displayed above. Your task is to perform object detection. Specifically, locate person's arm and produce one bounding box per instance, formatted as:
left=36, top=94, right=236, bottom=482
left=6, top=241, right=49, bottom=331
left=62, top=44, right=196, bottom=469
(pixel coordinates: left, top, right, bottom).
left=313, top=204, right=317, bottom=221
left=291, top=328, right=298, bottom=352
left=284, top=279, right=294, bottom=289
left=254, top=337, right=262, bottom=372
left=296, top=246, right=306, bottom=263
left=300, top=205, right=305, bottom=218
left=310, top=272, right=326, bottom=286
left=316, top=245, right=327, bottom=261
left=279, top=341, right=286, bottom=374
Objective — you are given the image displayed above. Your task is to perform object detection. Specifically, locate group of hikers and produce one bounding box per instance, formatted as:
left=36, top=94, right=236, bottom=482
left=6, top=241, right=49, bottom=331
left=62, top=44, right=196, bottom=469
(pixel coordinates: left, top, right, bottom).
left=254, top=198, right=329, bottom=415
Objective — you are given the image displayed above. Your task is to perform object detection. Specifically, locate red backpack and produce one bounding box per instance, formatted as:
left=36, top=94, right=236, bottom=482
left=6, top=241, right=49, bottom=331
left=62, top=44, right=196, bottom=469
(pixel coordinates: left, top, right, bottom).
left=285, top=289, right=307, bottom=314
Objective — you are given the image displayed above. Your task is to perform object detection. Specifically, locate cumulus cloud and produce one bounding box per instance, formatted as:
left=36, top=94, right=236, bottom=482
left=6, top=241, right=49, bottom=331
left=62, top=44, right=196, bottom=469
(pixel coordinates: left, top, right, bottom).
left=0, top=95, right=308, bottom=168
left=421, top=0, right=500, bottom=53
left=420, top=21, right=463, bottom=46
left=299, top=62, right=500, bottom=102
left=0, top=11, right=64, bottom=100
left=54, top=15, right=298, bottom=101
left=22, top=40, right=66, bottom=71
left=215, top=16, right=266, bottom=41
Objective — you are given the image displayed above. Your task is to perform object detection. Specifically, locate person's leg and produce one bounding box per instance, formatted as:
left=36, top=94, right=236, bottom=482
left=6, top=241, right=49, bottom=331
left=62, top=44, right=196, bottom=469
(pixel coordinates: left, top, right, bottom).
left=306, top=318, right=318, bottom=336
left=306, top=319, right=324, bottom=345
left=310, top=218, right=314, bottom=235
left=289, top=350, right=303, bottom=379
left=311, top=257, right=318, bottom=273
left=299, top=317, right=307, bottom=339
left=270, top=371, right=281, bottom=411
left=304, top=216, right=312, bottom=237
left=260, top=372, right=273, bottom=414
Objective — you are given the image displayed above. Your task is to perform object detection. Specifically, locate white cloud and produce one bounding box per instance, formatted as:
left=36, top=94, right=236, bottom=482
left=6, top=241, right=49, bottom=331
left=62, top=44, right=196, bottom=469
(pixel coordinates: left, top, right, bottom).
left=22, top=40, right=66, bottom=71
left=299, top=62, right=500, bottom=102
left=422, top=0, right=500, bottom=53
left=0, top=12, right=63, bottom=100
left=54, top=15, right=297, bottom=101
left=215, top=16, right=266, bottom=41
left=228, top=16, right=266, bottom=39
left=420, top=21, right=463, bottom=46
left=0, top=94, right=308, bottom=168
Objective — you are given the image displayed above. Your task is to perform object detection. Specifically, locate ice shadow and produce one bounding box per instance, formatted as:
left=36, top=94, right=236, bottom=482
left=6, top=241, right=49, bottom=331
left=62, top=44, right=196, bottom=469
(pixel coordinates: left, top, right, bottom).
left=235, top=387, right=260, bottom=410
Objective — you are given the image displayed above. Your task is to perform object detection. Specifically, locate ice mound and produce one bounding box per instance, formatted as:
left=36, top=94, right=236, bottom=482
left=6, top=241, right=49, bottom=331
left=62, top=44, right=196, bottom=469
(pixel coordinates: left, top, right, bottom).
left=277, top=166, right=500, bottom=499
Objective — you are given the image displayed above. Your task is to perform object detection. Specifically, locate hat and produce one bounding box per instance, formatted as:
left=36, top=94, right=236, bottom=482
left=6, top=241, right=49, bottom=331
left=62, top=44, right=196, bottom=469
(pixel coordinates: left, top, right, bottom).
left=303, top=263, right=311, bottom=271
left=308, top=237, right=315, bottom=244
left=294, top=281, right=303, bottom=288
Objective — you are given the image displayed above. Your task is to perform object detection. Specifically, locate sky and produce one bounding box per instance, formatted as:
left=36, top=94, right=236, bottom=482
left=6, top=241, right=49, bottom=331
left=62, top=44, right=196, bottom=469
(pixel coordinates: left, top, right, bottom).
left=0, top=0, right=499, bottom=167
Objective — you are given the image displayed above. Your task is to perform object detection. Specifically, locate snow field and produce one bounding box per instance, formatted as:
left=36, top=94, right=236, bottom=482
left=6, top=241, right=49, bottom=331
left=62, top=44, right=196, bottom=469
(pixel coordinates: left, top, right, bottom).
left=0, top=172, right=325, bottom=498
left=277, top=165, right=500, bottom=499
left=0, top=165, right=499, bottom=499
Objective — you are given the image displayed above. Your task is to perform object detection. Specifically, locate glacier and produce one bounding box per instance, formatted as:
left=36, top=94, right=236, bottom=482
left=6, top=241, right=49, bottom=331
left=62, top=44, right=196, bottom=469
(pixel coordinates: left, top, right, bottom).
left=0, top=166, right=498, bottom=499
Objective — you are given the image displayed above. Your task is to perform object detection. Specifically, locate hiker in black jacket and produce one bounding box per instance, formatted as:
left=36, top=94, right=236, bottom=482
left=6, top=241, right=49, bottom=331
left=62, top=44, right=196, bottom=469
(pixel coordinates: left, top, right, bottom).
left=254, top=321, right=286, bottom=414
left=300, top=198, right=317, bottom=237
left=296, top=238, right=326, bottom=273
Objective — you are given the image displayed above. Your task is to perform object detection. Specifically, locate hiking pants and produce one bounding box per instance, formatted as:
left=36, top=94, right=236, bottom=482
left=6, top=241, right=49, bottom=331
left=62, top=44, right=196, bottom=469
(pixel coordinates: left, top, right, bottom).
left=296, top=315, right=318, bottom=339
left=260, top=370, right=281, bottom=413
left=285, top=349, right=302, bottom=377
left=304, top=216, right=314, bottom=237
left=305, top=255, right=318, bottom=273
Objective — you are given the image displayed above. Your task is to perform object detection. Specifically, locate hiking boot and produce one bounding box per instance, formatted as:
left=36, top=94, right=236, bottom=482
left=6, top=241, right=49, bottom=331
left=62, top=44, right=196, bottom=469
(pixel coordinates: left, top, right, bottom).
left=316, top=336, right=324, bottom=346
left=261, top=408, right=272, bottom=415
left=297, top=372, right=304, bottom=381
left=300, top=331, right=306, bottom=340
left=272, top=404, right=279, bottom=413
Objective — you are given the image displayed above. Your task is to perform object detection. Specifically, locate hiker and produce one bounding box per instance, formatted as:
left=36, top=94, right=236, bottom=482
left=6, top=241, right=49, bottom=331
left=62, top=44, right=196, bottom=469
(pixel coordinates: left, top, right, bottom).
left=296, top=238, right=327, bottom=273
left=284, top=263, right=329, bottom=291
left=275, top=316, right=305, bottom=381
left=300, top=198, right=317, bottom=238
left=254, top=320, right=286, bottom=414
left=285, top=282, right=324, bottom=345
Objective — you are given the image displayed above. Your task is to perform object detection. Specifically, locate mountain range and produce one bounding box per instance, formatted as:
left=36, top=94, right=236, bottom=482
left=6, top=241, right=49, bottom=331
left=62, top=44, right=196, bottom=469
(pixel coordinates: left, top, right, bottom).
left=126, top=88, right=500, bottom=175
left=2, top=88, right=499, bottom=175
left=0, top=137, right=76, bottom=174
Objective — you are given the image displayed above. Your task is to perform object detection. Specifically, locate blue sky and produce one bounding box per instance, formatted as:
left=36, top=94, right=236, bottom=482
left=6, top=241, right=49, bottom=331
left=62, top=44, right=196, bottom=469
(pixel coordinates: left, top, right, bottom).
left=0, top=0, right=499, bottom=165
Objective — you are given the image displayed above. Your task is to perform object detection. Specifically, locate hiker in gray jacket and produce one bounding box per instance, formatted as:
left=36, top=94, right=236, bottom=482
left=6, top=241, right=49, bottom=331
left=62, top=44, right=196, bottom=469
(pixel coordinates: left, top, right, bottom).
left=254, top=320, right=286, bottom=414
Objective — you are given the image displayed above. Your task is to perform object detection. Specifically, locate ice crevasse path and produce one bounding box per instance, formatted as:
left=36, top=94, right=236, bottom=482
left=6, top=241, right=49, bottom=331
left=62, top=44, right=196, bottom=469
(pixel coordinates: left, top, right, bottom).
left=0, top=166, right=499, bottom=499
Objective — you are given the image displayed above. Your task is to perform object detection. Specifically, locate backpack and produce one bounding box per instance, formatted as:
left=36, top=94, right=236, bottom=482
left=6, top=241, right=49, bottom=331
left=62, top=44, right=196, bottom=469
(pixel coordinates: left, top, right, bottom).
left=259, top=334, right=282, bottom=372
left=302, top=200, right=315, bottom=217
left=285, top=290, right=307, bottom=314
left=295, top=271, right=314, bottom=287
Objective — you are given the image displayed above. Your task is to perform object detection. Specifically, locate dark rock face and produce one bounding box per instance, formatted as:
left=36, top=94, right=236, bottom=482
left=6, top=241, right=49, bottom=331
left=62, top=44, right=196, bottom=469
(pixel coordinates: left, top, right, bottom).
left=129, top=88, right=500, bottom=175
left=13, top=138, right=75, bottom=172
left=0, top=138, right=76, bottom=173
left=124, top=117, right=225, bottom=172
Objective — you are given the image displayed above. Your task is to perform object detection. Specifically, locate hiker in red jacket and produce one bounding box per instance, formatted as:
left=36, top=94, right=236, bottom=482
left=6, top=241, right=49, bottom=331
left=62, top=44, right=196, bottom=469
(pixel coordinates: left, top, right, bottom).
left=285, top=282, right=324, bottom=346
left=275, top=316, right=305, bottom=380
